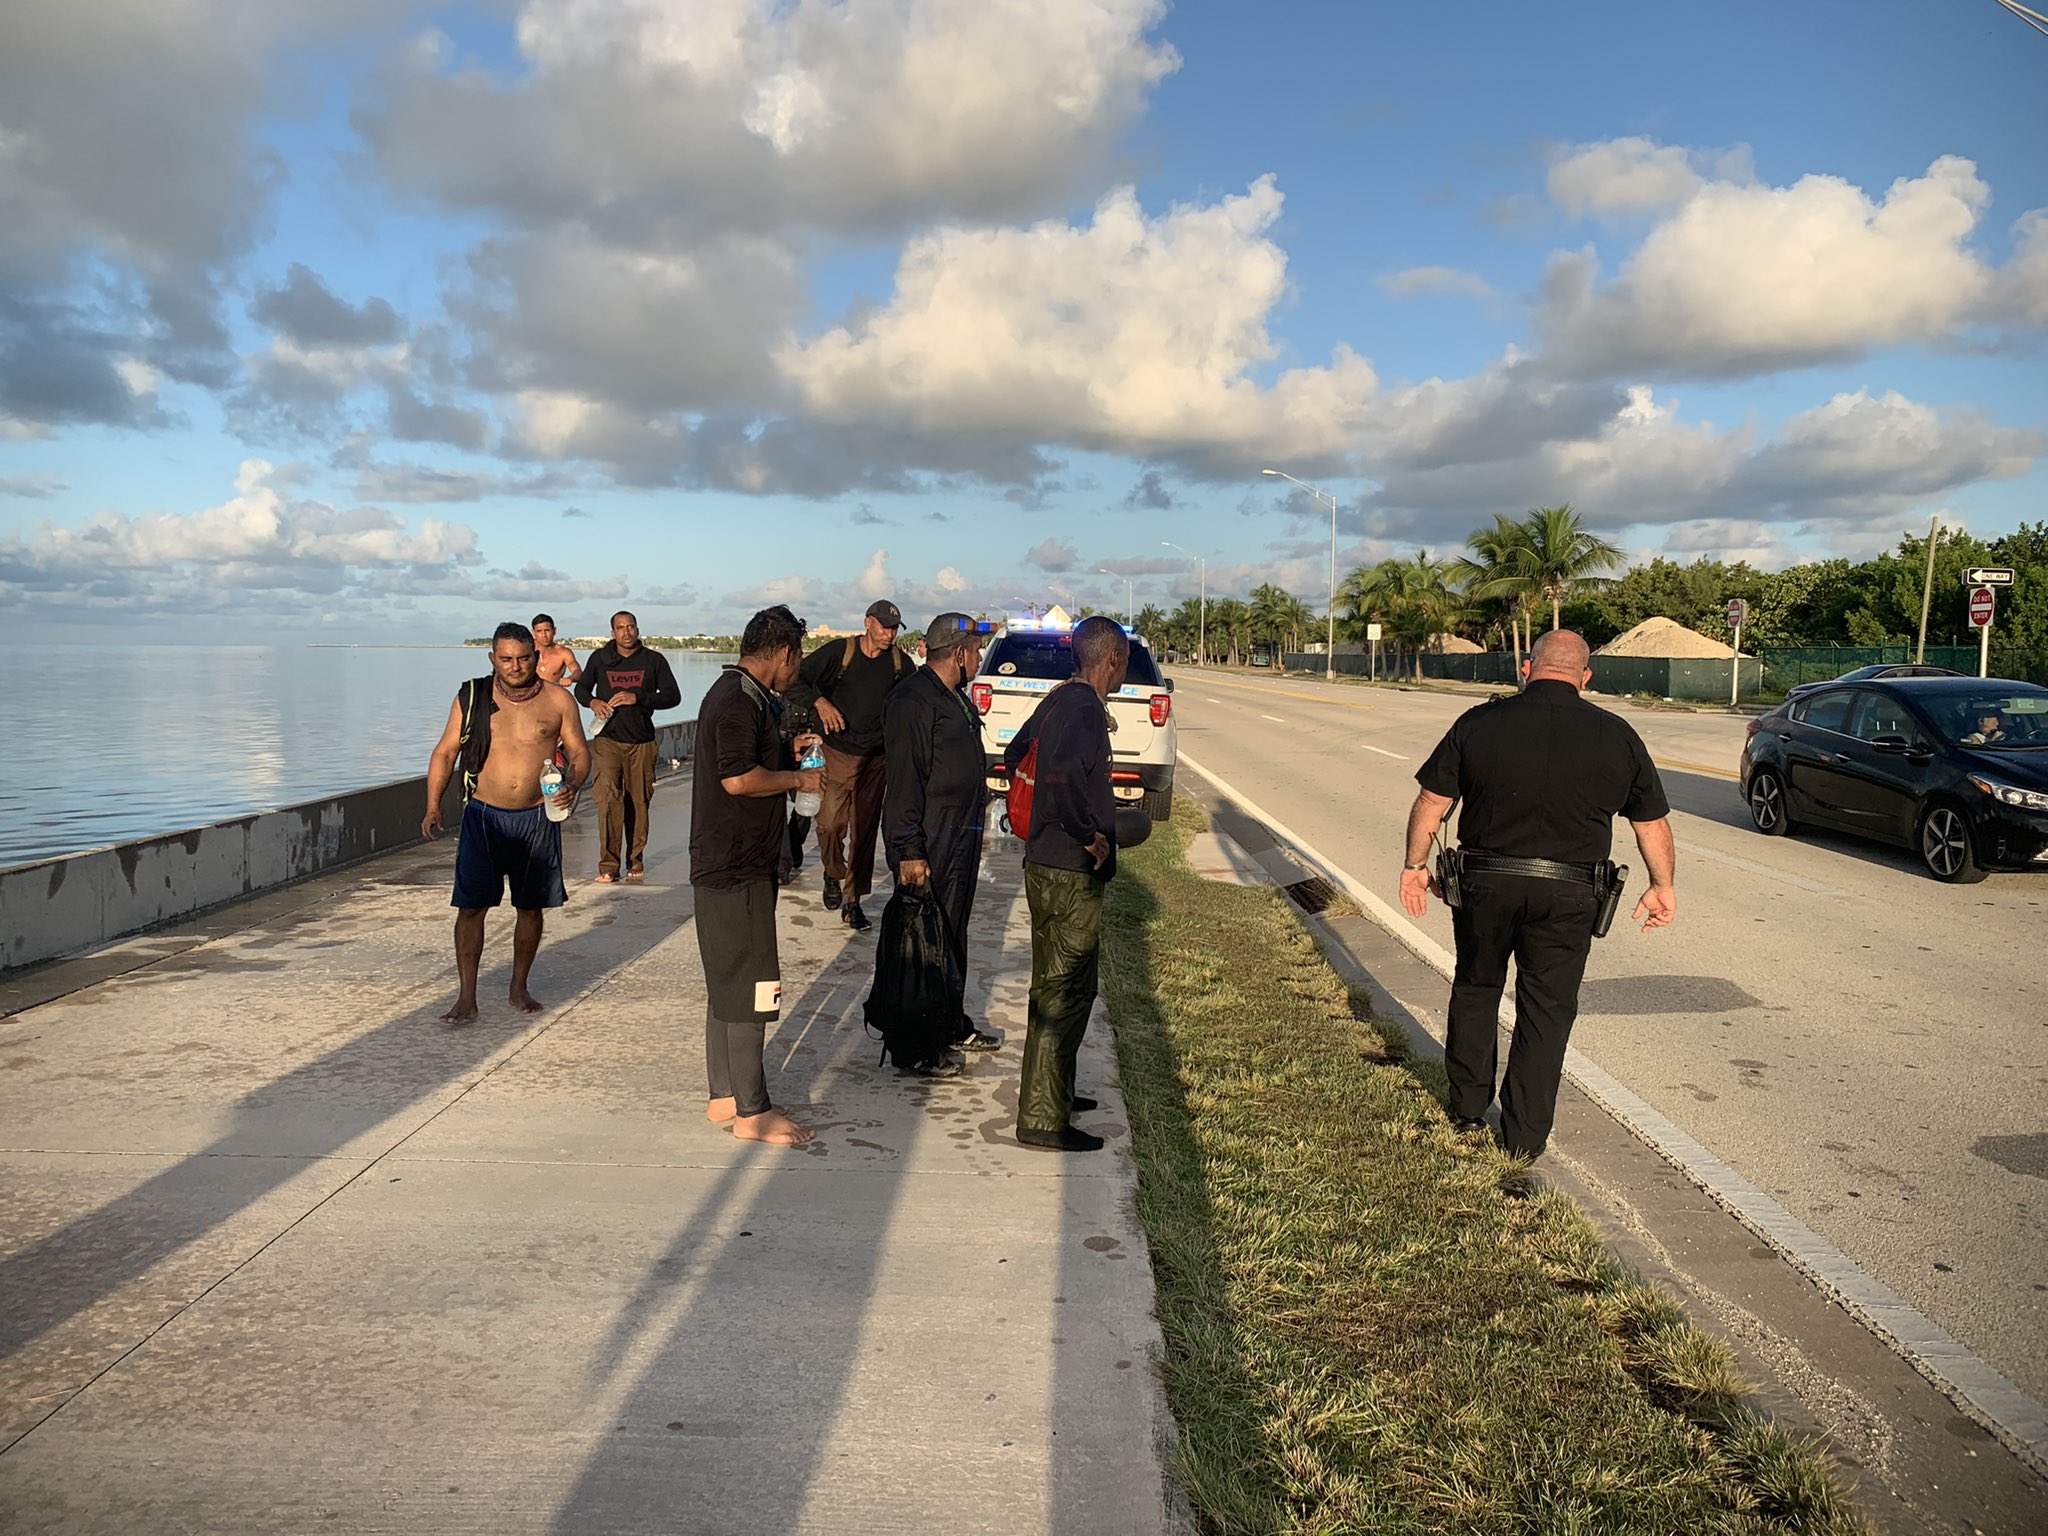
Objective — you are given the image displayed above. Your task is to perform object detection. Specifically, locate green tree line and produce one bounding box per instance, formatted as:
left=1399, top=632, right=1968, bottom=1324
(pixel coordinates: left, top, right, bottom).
left=1136, top=509, right=2048, bottom=670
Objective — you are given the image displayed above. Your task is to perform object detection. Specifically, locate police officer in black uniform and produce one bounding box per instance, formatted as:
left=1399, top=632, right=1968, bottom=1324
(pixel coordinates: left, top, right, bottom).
left=1399, top=629, right=1677, bottom=1159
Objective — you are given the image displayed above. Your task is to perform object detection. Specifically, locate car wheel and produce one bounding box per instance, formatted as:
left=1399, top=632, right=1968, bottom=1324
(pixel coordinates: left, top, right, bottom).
left=1918, top=801, right=1988, bottom=884
left=1142, top=786, right=1174, bottom=823
left=1746, top=767, right=1793, bottom=836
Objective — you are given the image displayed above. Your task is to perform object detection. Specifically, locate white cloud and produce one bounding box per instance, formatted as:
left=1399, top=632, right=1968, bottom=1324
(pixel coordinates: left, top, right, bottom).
left=1536, top=155, right=2041, bottom=378
left=0, top=459, right=485, bottom=611
left=1547, top=137, right=1708, bottom=218
left=782, top=179, right=1378, bottom=472
left=367, top=0, right=1179, bottom=241
left=1380, top=266, right=1495, bottom=302
left=1358, top=382, right=2042, bottom=549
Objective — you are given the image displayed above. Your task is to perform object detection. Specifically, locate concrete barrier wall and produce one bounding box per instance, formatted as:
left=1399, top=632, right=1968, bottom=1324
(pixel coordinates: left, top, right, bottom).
left=2, top=718, right=697, bottom=976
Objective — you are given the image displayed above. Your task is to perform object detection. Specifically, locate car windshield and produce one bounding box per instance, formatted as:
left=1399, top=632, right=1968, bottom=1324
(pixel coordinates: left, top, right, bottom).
left=1931, top=691, right=2048, bottom=749
left=984, top=632, right=1163, bottom=687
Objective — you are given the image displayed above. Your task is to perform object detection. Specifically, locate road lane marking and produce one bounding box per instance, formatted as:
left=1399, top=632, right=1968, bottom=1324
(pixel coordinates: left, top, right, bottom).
left=1177, top=746, right=2048, bottom=1469
left=1656, top=756, right=1741, bottom=783
left=1675, top=839, right=1843, bottom=896
left=1260, top=713, right=1286, bottom=723
left=1361, top=744, right=1408, bottom=760
left=1189, top=673, right=1379, bottom=711
left=1205, top=698, right=1223, bottom=704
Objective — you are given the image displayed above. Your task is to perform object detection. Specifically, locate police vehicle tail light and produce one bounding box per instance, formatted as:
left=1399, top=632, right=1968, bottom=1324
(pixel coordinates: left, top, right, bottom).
left=970, top=683, right=993, bottom=715
left=1968, top=775, right=2048, bottom=811
left=1149, top=693, right=1172, bottom=727
left=1110, top=769, right=1143, bottom=784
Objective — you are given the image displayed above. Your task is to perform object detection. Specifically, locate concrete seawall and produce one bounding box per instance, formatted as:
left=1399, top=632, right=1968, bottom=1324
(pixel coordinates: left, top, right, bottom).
left=1, top=720, right=697, bottom=976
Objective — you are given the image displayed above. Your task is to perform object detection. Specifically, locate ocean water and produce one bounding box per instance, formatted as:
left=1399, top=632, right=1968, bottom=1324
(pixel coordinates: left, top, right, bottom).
left=0, top=645, right=735, bottom=869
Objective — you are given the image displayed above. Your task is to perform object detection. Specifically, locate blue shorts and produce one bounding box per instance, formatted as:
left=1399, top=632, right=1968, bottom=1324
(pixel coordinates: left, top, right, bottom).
left=452, top=799, right=567, bottom=911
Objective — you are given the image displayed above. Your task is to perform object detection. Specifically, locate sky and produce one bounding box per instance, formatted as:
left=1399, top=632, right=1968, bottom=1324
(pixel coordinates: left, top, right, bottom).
left=3, top=0, right=2046, bottom=642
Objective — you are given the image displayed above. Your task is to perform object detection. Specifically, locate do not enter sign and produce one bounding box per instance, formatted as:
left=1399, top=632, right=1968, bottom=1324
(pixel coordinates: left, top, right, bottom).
left=1968, top=586, right=1996, bottom=627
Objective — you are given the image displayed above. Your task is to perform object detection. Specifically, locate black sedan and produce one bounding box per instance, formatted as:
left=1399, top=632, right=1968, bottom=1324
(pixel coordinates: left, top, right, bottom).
left=1785, top=663, right=1962, bottom=699
left=1739, top=678, right=2048, bottom=882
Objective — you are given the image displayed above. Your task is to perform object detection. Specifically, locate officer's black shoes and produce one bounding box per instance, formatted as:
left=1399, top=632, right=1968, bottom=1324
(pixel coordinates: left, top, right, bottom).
left=1017, top=1126, right=1105, bottom=1153
left=953, top=1025, right=1002, bottom=1052
left=1069, top=1095, right=1099, bottom=1112
left=842, top=900, right=872, bottom=931
left=1451, top=1116, right=1490, bottom=1137
left=823, top=876, right=842, bottom=910
left=899, top=1052, right=964, bottom=1079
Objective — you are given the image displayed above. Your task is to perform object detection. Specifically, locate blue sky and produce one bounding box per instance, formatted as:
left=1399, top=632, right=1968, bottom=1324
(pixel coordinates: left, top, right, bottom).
left=3, top=0, right=2045, bottom=641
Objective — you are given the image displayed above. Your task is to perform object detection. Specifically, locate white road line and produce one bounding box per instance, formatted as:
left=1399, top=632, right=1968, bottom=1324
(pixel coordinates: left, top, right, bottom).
left=1675, top=837, right=1842, bottom=896
left=1360, top=744, right=1408, bottom=760
left=1206, top=698, right=1223, bottom=704
left=1177, top=748, right=2048, bottom=1470
left=1260, top=713, right=1286, bottom=723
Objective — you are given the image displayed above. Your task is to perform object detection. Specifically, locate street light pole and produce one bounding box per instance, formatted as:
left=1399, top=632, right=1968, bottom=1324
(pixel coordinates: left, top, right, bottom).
left=1096, top=568, right=1134, bottom=625
left=1161, top=541, right=1206, bottom=665
left=1262, top=468, right=1339, bottom=681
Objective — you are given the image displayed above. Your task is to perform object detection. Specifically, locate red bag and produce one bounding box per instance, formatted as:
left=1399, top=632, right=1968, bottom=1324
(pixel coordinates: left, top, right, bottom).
left=1004, top=738, right=1040, bottom=838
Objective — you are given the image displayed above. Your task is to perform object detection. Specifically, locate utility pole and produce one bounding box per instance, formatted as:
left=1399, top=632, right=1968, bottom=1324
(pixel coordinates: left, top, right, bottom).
left=1915, top=514, right=1940, bottom=663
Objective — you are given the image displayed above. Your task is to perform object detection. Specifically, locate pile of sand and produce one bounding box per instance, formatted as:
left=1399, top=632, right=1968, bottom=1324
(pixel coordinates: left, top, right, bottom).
left=1432, top=634, right=1485, bottom=654
left=1596, top=616, right=1744, bottom=659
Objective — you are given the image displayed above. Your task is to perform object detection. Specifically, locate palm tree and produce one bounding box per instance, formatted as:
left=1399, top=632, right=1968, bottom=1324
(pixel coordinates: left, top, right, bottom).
left=1208, top=597, right=1250, bottom=666
left=1520, top=505, right=1622, bottom=632
left=1248, top=583, right=1295, bottom=662
left=1339, top=553, right=1455, bottom=679
left=1134, top=603, right=1167, bottom=644
left=1455, top=513, right=1539, bottom=668
left=1280, top=594, right=1316, bottom=657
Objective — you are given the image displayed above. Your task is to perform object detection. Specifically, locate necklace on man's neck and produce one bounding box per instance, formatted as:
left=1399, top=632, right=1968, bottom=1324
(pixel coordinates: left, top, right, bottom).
left=495, top=675, right=545, bottom=705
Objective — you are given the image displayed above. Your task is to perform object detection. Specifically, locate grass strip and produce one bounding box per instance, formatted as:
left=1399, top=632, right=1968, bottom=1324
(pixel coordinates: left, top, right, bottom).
left=1104, top=799, right=1866, bottom=1535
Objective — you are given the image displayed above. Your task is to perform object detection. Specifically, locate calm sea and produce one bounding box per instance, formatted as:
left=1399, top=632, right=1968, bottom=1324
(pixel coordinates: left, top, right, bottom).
left=0, top=645, right=736, bottom=870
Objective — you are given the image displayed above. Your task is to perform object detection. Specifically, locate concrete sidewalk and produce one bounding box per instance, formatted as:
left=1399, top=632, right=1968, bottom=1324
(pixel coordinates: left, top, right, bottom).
left=0, top=785, right=1177, bottom=1535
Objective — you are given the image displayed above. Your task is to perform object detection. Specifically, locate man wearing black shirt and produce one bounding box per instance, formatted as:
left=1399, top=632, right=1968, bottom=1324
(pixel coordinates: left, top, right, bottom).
left=1400, top=629, right=1677, bottom=1159
left=881, top=612, right=999, bottom=1076
left=575, top=610, right=683, bottom=884
left=1002, top=616, right=1127, bottom=1152
left=690, top=605, right=825, bottom=1148
left=787, top=599, right=912, bottom=931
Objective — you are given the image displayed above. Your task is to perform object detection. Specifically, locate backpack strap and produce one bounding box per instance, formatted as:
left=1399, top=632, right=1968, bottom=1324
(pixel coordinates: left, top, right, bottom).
left=841, top=635, right=858, bottom=669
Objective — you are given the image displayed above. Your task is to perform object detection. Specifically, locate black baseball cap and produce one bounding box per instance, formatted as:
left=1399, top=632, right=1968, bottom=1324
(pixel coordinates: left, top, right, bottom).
left=866, top=599, right=903, bottom=629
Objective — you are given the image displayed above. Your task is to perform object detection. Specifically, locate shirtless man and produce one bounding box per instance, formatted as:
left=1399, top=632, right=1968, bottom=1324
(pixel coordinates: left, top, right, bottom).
left=532, top=612, right=581, bottom=691
left=423, top=621, right=591, bottom=1022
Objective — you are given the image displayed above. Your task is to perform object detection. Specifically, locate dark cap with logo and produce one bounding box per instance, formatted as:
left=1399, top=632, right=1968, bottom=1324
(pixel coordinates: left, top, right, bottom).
left=865, top=599, right=903, bottom=630
left=924, top=612, right=987, bottom=655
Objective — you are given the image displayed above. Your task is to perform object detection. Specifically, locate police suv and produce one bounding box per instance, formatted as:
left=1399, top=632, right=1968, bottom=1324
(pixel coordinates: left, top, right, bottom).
left=972, top=619, right=1178, bottom=821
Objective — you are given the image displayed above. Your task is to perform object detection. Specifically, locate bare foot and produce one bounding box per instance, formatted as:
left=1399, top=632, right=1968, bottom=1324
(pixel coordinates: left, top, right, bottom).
left=440, top=997, right=478, bottom=1024
left=706, top=1098, right=792, bottom=1125
left=730, top=1109, right=814, bottom=1146
left=509, top=988, right=545, bottom=1014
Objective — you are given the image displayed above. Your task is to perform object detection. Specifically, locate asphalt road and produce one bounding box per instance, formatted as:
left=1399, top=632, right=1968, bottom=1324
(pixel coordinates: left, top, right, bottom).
left=1169, top=667, right=2048, bottom=1409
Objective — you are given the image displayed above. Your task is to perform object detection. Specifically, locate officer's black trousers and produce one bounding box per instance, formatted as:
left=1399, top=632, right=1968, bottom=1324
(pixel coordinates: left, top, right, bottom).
left=1446, top=872, right=1598, bottom=1159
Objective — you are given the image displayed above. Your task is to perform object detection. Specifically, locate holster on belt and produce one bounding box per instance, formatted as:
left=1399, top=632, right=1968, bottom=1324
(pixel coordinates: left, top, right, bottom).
left=1432, top=846, right=1464, bottom=909
left=1592, top=861, right=1628, bottom=939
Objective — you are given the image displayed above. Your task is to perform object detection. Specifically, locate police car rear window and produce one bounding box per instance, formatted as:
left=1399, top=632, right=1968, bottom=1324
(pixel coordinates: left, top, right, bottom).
left=986, top=635, right=1163, bottom=686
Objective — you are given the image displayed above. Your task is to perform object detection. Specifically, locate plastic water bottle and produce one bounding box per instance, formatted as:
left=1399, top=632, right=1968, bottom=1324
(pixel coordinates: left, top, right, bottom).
left=793, top=740, right=825, bottom=818
left=540, top=759, right=570, bottom=822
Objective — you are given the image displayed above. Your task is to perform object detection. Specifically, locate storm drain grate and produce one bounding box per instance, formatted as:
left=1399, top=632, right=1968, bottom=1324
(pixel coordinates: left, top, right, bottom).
left=1281, top=876, right=1340, bottom=914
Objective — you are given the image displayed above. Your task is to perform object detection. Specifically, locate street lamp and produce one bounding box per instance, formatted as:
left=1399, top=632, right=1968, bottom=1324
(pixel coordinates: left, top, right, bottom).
left=1262, top=468, right=1339, bottom=681
left=1096, top=568, right=1134, bottom=625
left=1161, top=541, right=1206, bottom=666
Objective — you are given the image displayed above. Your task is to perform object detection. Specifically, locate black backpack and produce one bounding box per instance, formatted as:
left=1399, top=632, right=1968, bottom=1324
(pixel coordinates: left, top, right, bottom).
left=456, top=677, right=496, bottom=802
left=863, top=885, right=964, bottom=1069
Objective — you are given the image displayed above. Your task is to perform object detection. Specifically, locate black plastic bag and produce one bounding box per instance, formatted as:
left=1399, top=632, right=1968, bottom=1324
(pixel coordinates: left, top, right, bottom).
left=863, top=884, right=963, bottom=1067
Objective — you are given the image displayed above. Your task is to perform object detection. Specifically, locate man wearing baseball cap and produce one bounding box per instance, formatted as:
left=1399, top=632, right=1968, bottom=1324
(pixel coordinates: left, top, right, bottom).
left=877, top=612, right=1002, bottom=1074
left=786, top=598, right=913, bottom=931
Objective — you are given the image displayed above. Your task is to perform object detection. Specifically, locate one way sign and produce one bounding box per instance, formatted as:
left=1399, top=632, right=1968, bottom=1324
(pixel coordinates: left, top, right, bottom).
left=1963, top=567, right=2015, bottom=587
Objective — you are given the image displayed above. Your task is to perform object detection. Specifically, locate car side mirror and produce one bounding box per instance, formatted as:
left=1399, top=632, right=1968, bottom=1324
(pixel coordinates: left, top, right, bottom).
left=1162, top=677, right=1175, bottom=693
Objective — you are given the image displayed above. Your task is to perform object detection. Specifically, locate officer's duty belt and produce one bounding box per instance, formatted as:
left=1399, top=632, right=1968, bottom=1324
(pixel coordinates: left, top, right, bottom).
left=1457, top=852, right=1599, bottom=886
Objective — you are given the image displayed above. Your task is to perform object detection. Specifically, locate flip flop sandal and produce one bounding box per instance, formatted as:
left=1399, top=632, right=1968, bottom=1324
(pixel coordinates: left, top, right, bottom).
left=595, top=872, right=619, bottom=884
